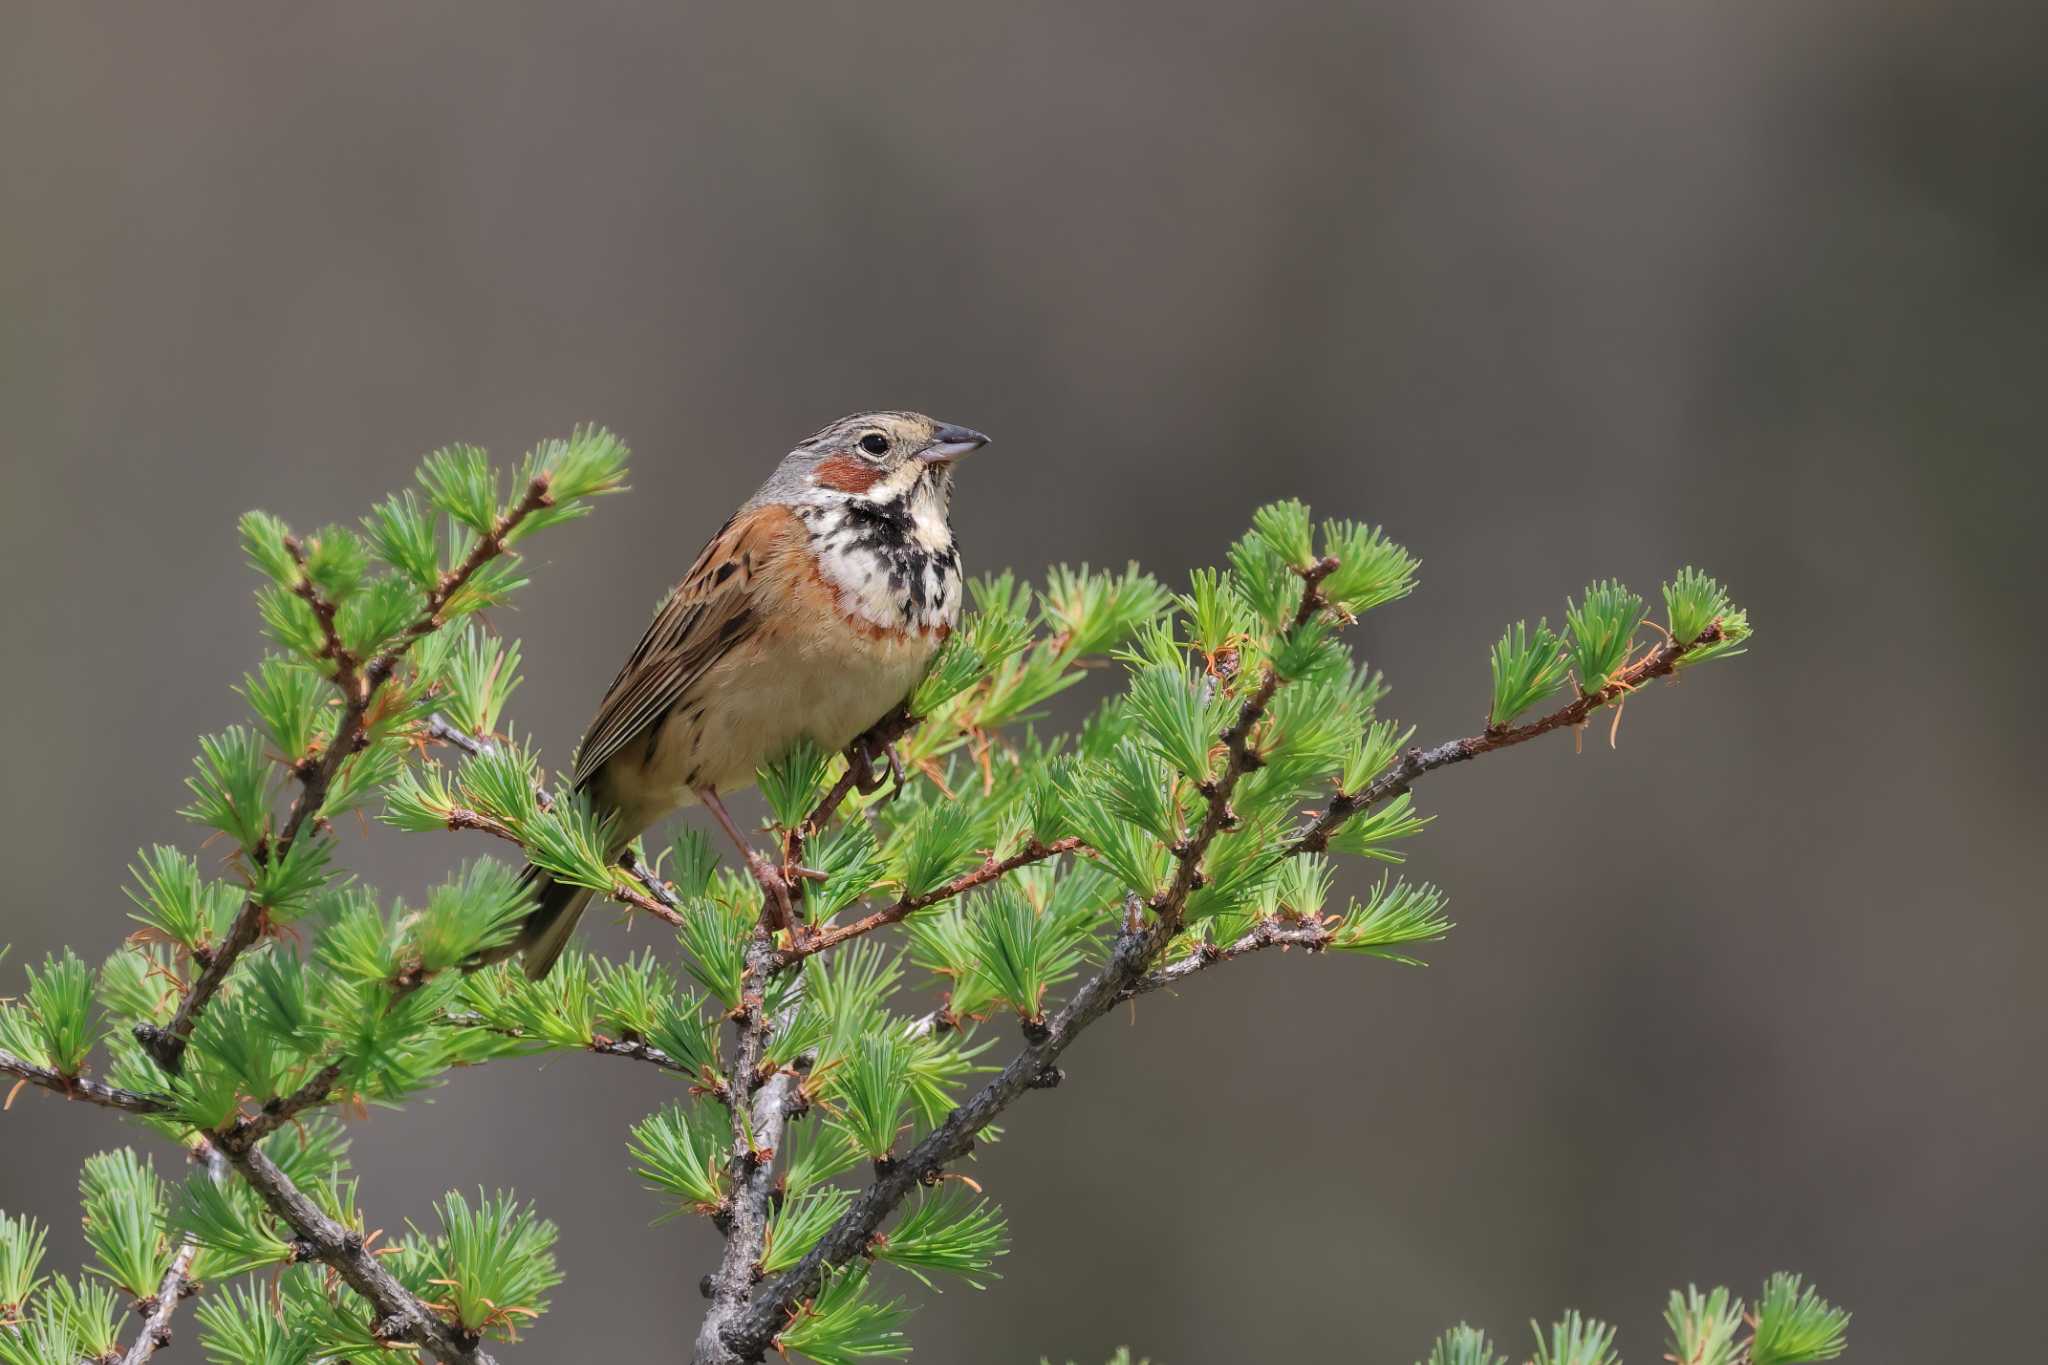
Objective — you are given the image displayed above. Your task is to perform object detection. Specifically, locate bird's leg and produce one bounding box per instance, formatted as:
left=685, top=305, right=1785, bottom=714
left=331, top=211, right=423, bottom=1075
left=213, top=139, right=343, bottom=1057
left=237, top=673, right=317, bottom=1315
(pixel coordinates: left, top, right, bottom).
left=696, top=786, right=796, bottom=933
left=846, top=729, right=907, bottom=804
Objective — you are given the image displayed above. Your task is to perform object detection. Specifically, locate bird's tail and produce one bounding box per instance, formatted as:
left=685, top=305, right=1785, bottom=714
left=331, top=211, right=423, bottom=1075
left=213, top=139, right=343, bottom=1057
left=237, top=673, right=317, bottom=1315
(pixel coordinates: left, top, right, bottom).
left=470, top=865, right=596, bottom=980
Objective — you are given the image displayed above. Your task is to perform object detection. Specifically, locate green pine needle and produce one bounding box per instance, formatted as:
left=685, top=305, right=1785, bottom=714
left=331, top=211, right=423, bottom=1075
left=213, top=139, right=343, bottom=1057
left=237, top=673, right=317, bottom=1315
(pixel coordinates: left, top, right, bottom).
left=1749, top=1273, right=1849, bottom=1364
left=362, top=488, right=442, bottom=590
left=20, top=951, right=94, bottom=1077
left=1318, top=518, right=1421, bottom=619
left=1421, top=1323, right=1505, bottom=1365
left=1664, top=1285, right=1745, bottom=1365
left=181, top=726, right=275, bottom=852
left=1564, top=579, right=1645, bottom=694
left=762, top=1188, right=856, bottom=1276
left=834, top=1034, right=912, bottom=1160
left=1489, top=619, right=1570, bottom=729
left=775, top=1267, right=911, bottom=1365
left=124, top=846, right=240, bottom=953
left=417, top=444, right=501, bottom=535
left=171, top=1172, right=293, bottom=1280
left=1529, top=1310, right=1619, bottom=1365
left=1662, top=566, right=1730, bottom=646
left=628, top=1101, right=732, bottom=1219
left=418, top=1189, right=562, bottom=1341
left=761, top=739, right=833, bottom=833
left=874, top=1185, right=1008, bottom=1289
left=237, top=656, right=329, bottom=769
left=965, top=886, right=1088, bottom=1023
left=1329, top=878, right=1451, bottom=962
left=194, top=1280, right=320, bottom=1365
left=78, top=1149, right=170, bottom=1298
left=1324, top=792, right=1432, bottom=863
left=0, top=1212, right=49, bottom=1317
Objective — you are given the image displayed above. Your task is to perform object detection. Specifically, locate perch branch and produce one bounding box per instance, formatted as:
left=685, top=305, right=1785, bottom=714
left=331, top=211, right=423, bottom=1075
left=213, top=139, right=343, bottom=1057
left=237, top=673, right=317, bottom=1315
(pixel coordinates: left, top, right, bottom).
left=770, top=837, right=1087, bottom=969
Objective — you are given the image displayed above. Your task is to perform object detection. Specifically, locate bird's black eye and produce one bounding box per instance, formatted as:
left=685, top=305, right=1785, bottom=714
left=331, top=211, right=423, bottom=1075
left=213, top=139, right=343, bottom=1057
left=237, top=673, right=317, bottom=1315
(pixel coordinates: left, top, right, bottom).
left=859, top=433, right=889, bottom=456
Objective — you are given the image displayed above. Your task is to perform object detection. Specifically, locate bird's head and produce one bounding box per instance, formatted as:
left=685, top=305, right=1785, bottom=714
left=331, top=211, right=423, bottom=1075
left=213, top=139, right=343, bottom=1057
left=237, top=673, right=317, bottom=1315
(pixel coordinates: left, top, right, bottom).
left=766, top=410, right=989, bottom=507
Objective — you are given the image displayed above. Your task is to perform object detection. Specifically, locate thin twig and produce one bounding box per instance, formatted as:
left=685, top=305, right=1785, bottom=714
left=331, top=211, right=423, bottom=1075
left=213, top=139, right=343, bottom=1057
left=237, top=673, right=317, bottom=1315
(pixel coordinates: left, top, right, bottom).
left=436, top=807, right=686, bottom=927
left=0, top=1050, right=170, bottom=1114
left=770, top=837, right=1087, bottom=969
left=226, top=1142, right=498, bottom=1365
left=214, top=1060, right=345, bottom=1155
left=118, top=1242, right=198, bottom=1364
left=118, top=1142, right=225, bottom=1365
left=145, top=477, right=557, bottom=1074
left=1288, top=620, right=1725, bottom=856
left=1119, top=916, right=1333, bottom=1000
left=438, top=1010, right=718, bottom=1088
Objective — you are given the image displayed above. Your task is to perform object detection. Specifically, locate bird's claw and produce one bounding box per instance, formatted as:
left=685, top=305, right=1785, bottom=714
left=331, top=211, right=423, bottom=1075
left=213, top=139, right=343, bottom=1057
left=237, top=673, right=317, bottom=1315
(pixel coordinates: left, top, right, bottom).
left=847, top=736, right=907, bottom=804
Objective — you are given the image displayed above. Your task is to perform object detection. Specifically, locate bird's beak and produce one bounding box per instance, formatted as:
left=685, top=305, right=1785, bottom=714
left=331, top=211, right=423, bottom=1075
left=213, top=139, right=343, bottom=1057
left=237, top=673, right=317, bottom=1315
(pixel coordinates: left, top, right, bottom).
left=920, top=422, right=990, bottom=464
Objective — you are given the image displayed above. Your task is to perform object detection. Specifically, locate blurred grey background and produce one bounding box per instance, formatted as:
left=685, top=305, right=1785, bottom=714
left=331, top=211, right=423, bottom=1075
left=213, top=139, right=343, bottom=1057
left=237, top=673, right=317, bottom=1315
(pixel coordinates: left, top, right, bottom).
left=3, top=3, right=2042, bottom=1360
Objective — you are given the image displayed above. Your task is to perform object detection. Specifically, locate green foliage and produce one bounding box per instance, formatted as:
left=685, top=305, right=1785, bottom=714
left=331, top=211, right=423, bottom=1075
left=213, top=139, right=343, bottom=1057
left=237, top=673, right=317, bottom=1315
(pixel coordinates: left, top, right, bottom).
left=1565, top=580, right=1645, bottom=693
left=629, top=1101, right=731, bottom=1217
left=2, top=457, right=1776, bottom=1365
left=1422, top=1324, right=1505, bottom=1365
left=1749, top=1273, right=1849, bottom=1365
left=1662, top=566, right=1730, bottom=647
left=888, top=800, right=988, bottom=902
left=873, top=1185, right=1007, bottom=1289
left=11, top=951, right=95, bottom=1076
left=1664, top=1285, right=1744, bottom=1365
left=1489, top=619, right=1570, bottom=729
left=437, top=626, right=524, bottom=739
left=417, top=1189, right=562, bottom=1341
left=238, top=656, right=329, bottom=768
left=1427, top=1274, right=1846, bottom=1365
left=835, top=1034, right=912, bottom=1160
left=763, top=1188, right=856, bottom=1275
left=194, top=1281, right=319, bottom=1365
left=0, top=1213, right=47, bottom=1318
left=1328, top=878, right=1452, bottom=962
left=171, top=1171, right=293, bottom=1279
left=762, top=739, right=833, bottom=832
left=1323, top=792, right=1431, bottom=862
left=965, top=886, right=1090, bottom=1022
left=182, top=726, right=275, bottom=852
left=1529, top=1311, right=1619, bottom=1365
left=78, top=1149, right=169, bottom=1298
left=126, top=845, right=241, bottom=953
left=775, top=1268, right=910, bottom=1365
left=911, top=588, right=1034, bottom=715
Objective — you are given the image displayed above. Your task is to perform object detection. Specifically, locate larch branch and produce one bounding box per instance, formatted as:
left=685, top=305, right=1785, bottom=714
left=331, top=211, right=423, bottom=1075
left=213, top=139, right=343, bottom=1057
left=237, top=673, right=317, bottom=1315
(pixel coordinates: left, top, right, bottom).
left=144, top=475, right=557, bottom=1074
left=0, top=1050, right=170, bottom=1114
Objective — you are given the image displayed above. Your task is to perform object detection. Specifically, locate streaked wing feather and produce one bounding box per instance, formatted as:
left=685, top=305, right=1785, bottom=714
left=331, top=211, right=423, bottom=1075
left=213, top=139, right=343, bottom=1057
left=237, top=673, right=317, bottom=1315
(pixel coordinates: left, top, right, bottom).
left=570, top=507, right=784, bottom=787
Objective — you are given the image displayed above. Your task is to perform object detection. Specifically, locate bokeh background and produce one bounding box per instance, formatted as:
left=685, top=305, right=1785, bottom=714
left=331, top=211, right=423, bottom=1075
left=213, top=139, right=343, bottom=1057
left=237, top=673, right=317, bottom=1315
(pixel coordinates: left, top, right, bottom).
left=4, top=4, right=2043, bottom=1360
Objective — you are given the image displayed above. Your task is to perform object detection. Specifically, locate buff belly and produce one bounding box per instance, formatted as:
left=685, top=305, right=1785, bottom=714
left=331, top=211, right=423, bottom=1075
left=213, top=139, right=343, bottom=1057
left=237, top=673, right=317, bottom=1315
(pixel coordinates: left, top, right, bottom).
left=593, top=616, right=937, bottom=840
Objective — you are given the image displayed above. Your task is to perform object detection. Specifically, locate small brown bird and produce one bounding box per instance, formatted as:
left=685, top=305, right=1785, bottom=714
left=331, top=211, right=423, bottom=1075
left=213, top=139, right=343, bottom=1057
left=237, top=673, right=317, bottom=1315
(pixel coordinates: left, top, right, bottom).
left=506, top=411, right=988, bottom=978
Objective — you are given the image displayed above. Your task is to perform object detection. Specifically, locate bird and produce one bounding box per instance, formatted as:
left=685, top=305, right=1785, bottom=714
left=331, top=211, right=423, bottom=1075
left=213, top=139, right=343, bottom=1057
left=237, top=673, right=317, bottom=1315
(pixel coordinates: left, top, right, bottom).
left=499, top=410, right=989, bottom=979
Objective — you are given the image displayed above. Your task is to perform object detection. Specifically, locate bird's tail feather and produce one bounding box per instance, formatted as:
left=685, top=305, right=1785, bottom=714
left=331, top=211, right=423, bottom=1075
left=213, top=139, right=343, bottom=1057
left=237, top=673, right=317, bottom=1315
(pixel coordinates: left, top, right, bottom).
left=484, top=866, right=595, bottom=981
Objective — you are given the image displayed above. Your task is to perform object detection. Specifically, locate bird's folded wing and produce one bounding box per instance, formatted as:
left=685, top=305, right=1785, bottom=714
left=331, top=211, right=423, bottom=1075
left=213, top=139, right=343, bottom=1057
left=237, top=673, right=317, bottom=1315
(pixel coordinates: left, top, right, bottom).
left=569, top=503, right=796, bottom=787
